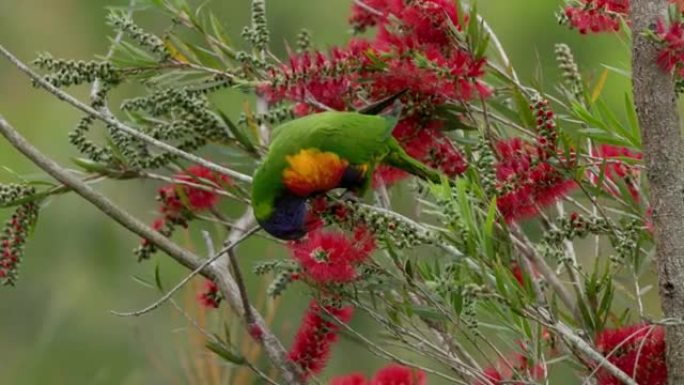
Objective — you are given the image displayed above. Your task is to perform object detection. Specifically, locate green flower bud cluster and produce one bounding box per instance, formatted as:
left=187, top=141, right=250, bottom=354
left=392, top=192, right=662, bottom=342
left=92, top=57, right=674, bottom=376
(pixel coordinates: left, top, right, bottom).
left=254, top=260, right=299, bottom=297
left=611, top=219, right=641, bottom=264
left=554, top=43, right=583, bottom=98
left=242, top=0, right=270, bottom=53
left=539, top=213, right=642, bottom=265
left=0, top=184, right=36, bottom=207
left=68, top=82, right=120, bottom=164
left=330, top=201, right=438, bottom=249
left=539, top=213, right=610, bottom=261
left=107, top=12, right=170, bottom=60
left=474, top=137, right=497, bottom=197
left=296, top=29, right=312, bottom=53
left=117, top=86, right=234, bottom=168
left=33, top=53, right=118, bottom=88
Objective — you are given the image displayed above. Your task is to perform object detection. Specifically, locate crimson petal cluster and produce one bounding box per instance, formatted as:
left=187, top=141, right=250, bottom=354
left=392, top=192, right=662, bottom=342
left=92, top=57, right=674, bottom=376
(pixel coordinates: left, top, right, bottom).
left=137, top=165, right=231, bottom=260
left=288, top=300, right=354, bottom=378
left=330, top=363, right=426, bottom=385
left=595, top=324, right=666, bottom=385
left=288, top=227, right=376, bottom=284
left=261, top=0, right=486, bottom=186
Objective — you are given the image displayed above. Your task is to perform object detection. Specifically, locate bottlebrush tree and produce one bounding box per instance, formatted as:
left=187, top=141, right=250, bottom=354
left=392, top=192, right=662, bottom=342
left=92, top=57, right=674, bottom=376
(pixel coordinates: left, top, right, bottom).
left=1, top=0, right=684, bottom=384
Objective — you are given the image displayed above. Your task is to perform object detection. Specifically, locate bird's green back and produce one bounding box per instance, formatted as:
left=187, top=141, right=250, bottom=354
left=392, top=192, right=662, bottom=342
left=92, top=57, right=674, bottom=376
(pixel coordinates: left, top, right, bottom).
left=252, top=111, right=394, bottom=219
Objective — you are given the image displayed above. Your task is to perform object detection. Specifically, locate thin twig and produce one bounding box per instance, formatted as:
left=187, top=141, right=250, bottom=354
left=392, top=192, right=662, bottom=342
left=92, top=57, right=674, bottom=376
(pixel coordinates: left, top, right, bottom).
left=110, top=227, right=258, bottom=317
left=528, top=307, right=638, bottom=385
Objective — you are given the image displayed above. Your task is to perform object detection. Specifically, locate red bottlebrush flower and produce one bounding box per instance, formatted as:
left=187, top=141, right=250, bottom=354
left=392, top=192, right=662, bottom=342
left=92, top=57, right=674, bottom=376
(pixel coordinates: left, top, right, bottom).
left=564, top=0, right=629, bottom=34
left=330, top=373, right=369, bottom=385
left=288, top=228, right=376, bottom=284
left=289, top=300, right=354, bottom=378
left=591, top=144, right=642, bottom=201
left=0, top=202, right=38, bottom=286
left=595, top=324, right=666, bottom=385
left=371, top=364, right=426, bottom=385
left=494, top=138, right=576, bottom=223
left=474, top=351, right=545, bottom=385
left=564, top=0, right=683, bottom=35
left=158, top=165, right=231, bottom=217
left=137, top=165, right=230, bottom=260
left=264, top=0, right=483, bottom=189
left=197, top=279, right=222, bottom=309
left=656, top=18, right=684, bottom=77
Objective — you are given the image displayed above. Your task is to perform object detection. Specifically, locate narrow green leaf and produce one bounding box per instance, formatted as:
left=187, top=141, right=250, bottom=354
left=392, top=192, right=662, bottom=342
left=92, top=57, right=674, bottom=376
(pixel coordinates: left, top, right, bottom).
left=205, top=340, right=246, bottom=365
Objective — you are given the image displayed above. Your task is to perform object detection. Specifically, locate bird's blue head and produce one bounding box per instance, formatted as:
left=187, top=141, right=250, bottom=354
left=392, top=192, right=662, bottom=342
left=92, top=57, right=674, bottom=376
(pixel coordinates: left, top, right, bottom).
left=257, top=194, right=310, bottom=240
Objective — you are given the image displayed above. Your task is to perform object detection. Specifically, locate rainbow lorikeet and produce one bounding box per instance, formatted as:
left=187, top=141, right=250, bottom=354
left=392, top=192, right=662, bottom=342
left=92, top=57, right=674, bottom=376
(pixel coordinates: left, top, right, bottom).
left=251, top=109, right=446, bottom=240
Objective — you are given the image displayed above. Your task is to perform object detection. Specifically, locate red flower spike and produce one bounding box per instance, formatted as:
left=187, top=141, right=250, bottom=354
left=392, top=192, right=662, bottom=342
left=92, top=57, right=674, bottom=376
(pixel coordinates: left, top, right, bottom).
left=198, top=279, right=222, bottom=309
left=159, top=165, right=231, bottom=218
left=330, top=373, right=369, bottom=385
left=595, top=324, right=666, bottom=385
left=288, top=300, right=354, bottom=378
left=591, top=144, right=642, bottom=201
left=494, top=138, right=576, bottom=223
left=564, top=0, right=682, bottom=35
left=264, top=0, right=482, bottom=188
left=371, top=364, right=426, bottom=385
left=564, top=0, right=629, bottom=34
left=656, top=18, right=684, bottom=77
left=1, top=203, right=38, bottom=286
left=288, top=228, right=376, bottom=284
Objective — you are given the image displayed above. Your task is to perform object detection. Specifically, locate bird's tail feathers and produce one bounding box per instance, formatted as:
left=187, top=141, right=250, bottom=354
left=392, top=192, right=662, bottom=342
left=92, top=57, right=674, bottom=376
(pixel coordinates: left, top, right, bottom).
left=385, top=140, right=447, bottom=185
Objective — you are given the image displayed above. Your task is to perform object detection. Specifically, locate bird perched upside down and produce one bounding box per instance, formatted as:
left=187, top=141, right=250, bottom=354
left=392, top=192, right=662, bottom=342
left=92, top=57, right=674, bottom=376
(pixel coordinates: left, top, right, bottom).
left=251, top=108, right=447, bottom=240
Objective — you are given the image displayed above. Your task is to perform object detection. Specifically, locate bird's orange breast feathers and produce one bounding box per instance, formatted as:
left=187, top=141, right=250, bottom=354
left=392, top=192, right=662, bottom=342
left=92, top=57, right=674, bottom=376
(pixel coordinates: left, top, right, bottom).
left=282, top=148, right=350, bottom=196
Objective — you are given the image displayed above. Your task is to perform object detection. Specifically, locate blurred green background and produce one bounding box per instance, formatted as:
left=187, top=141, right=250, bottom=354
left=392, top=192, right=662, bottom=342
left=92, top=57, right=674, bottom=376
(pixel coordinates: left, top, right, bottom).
left=0, top=1, right=633, bottom=384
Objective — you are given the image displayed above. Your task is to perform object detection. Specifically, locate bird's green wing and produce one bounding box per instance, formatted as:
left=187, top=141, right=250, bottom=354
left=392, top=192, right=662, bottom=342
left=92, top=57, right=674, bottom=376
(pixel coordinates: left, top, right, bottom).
left=251, top=111, right=395, bottom=220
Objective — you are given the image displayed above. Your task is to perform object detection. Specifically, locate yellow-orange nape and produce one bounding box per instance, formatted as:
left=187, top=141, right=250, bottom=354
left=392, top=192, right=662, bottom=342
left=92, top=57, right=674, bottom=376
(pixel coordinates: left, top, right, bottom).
left=282, top=148, right=350, bottom=196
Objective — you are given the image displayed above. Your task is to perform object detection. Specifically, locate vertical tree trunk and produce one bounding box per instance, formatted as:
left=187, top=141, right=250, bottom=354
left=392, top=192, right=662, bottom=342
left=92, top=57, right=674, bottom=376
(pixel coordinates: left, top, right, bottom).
left=631, top=1, right=684, bottom=384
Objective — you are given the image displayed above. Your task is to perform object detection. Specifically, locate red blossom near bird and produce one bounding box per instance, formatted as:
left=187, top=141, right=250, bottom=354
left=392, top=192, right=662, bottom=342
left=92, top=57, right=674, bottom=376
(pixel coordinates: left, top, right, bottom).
left=590, top=144, right=642, bottom=201
left=473, top=351, right=545, bottom=385
left=262, top=0, right=482, bottom=188
left=288, top=300, right=354, bottom=378
left=595, top=324, right=666, bottom=385
left=494, top=138, right=576, bottom=223
left=197, top=279, right=222, bottom=309
left=136, top=165, right=231, bottom=260
left=371, top=364, right=426, bottom=385
left=288, top=227, right=376, bottom=284
left=330, top=373, right=369, bottom=385
left=158, top=165, right=231, bottom=217
left=374, top=118, right=468, bottom=186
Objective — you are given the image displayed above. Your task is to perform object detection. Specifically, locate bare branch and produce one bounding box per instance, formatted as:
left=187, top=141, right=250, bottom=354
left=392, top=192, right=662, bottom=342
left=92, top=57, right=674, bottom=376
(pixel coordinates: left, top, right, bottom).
left=110, top=226, right=258, bottom=317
